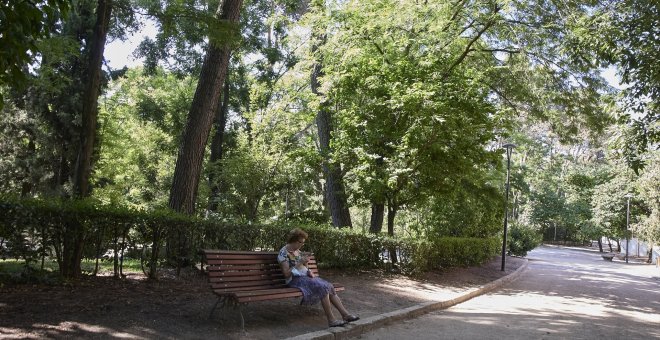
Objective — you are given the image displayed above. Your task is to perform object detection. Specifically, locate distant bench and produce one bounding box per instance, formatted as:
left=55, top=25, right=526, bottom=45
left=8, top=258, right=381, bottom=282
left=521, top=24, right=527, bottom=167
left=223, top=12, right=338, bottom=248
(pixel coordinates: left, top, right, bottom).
left=601, top=253, right=616, bottom=261
left=200, top=249, right=344, bottom=329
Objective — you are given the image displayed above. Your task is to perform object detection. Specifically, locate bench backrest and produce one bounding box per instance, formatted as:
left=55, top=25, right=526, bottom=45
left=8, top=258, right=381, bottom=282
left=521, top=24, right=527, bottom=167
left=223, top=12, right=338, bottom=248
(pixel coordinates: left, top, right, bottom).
left=201, top=250, right=319, bottom=294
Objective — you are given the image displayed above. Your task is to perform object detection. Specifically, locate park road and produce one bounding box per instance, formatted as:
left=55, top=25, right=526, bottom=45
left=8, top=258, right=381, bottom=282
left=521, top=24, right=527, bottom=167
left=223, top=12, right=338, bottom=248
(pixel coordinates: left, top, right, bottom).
left=351, top=246, right=660, bottom=339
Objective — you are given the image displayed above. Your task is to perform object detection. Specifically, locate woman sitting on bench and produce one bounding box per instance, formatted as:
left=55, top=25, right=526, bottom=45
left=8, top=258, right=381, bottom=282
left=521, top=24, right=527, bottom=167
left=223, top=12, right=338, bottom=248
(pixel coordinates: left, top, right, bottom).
left=278, top=228, right=360, bottom=328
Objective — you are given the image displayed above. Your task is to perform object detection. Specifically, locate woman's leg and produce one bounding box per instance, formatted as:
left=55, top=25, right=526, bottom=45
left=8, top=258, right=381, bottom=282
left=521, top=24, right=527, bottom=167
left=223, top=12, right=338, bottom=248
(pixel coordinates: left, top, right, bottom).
left=320, top=294, right=337, bottom=322
left=329, top=294, right=350, bottom=318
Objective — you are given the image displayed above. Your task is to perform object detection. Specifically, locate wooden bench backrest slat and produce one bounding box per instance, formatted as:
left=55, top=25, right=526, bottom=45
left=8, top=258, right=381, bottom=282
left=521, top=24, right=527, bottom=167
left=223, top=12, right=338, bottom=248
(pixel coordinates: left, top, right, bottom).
left=206, top=264, right=278, bottom=271
left=203, top=250, right=278, bottom=256
left=209, top=275, right=284, bottom=283
left=206, top=258, right=280, bottom=265
left=206, top=254, right=279, bottom=260
left=210, top=280, right=285, bottom=289
left=211, top=282, right=289, bottom=291
left=208, top=270, right=283, bottom=278
left=207, top=263, right=317, bottom=274
left=205, top=259, right=318, bottom=266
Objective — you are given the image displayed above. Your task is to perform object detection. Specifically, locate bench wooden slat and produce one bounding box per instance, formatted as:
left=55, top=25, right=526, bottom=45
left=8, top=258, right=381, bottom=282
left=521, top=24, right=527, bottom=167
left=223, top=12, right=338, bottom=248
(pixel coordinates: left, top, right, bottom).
left=236, top=291, right=304, bottom=303
left=202, top=250, right=278, bottom=255
left=206, top=254, right=280, bottom=260
left=209, top=270, right=283, bottom=277
left=211, top=280, right=344, bottom=292
left=209, top=275, right=284, bottom=284
left=207, top=264, right=278, bottom=271
left=232, top=287, right=301, bottom=296
left=206, top=258, right=280, bottom=265
left=213, top=284, right=289, bottom=293
left=213, top=284, right=345, bottom=296
left=210, top=281, right=283, bottom=289
left=207, top=264, right=317, bottom=275
left=206, top=257, right=318, bottom=264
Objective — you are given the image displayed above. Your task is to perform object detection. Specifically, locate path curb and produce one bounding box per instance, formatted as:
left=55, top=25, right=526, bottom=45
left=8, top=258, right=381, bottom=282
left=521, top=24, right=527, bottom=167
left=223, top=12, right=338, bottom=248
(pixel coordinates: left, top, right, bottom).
left=285, top=258, right=529, bottom=340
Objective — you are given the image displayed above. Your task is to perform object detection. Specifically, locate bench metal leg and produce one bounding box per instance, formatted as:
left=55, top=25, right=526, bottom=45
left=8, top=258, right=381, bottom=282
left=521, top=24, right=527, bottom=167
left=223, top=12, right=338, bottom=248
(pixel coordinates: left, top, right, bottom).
left=209, top=296, right=226, bottom=319
left=210, top=297, right=246, bottom=332
left=236, top=304, right=245, bottom=332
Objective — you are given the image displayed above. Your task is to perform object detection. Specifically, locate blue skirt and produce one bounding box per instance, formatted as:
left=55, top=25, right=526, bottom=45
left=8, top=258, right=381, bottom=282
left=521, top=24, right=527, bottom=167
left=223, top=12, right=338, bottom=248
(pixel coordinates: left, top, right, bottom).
left=288, top=276, right=336, bottom=305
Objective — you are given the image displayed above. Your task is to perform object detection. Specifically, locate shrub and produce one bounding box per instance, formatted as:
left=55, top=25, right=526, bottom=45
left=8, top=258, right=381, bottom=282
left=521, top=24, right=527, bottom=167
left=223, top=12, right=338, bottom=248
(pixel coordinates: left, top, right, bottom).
left=0, top=196, right=502, bottom=278
left=409, top=236, right=500, bottom=274
left=507, top=222, right=542, bottom=257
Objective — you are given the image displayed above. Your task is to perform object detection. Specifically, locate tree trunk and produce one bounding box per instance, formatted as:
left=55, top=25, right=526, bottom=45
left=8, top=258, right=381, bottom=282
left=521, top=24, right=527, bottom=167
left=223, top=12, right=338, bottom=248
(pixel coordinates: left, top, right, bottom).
left=387, top=200, right=397, bottom=236
left=60, top=220, right=85, bottom=278
left=311, top=36, right=352, bottom=228
left=72, top=0, right=112, bottom=198
left=386, top=198, right=398, bottom=264
left=60, top=0, right=112, bottom=279
left=169, top=0, right=243, bottom=215
left=207, top=82, right=230, bottom=212
left=369, top=202, right=384, bottom=233
left=20, top=137, right=35, bottom=197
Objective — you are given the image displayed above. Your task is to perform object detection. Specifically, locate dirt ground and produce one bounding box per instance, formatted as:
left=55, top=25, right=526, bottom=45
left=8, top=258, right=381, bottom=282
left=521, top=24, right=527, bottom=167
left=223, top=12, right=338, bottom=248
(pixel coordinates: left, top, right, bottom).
left=0, top=256, right=525, bottom=339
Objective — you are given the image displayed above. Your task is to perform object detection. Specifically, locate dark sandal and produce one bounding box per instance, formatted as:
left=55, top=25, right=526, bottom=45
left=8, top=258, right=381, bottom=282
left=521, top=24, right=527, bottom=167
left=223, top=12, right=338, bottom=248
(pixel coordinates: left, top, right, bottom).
left=329, top=320, right=347, bottom=327
left=344, top=314, right=360, bottom=322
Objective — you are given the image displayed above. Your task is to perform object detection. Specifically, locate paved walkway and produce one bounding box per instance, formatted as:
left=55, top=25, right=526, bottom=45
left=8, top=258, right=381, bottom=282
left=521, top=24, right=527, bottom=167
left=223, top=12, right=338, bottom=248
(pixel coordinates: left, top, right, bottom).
left=286, top=256, right=530, bottom=340
left=332, top=246, right=660, bottom=340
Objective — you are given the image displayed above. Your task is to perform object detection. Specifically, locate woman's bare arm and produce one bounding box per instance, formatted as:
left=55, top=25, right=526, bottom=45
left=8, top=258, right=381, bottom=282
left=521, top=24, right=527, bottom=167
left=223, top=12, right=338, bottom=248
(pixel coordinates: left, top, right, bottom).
left=280, top=260, right=293, bottom=279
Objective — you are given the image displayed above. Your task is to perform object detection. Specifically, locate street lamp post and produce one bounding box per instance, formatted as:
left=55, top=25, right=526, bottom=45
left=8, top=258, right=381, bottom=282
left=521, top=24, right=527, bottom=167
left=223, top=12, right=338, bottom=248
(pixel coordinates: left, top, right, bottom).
left=501, top=143, right=515, bottom=271
left=624, top=193, right=632, bottom=264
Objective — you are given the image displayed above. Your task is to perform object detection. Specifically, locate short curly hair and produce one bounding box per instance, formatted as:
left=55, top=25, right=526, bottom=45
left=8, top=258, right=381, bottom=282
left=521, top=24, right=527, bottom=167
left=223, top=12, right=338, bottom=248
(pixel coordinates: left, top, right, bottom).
left=287, top=228, right=308, bottom=244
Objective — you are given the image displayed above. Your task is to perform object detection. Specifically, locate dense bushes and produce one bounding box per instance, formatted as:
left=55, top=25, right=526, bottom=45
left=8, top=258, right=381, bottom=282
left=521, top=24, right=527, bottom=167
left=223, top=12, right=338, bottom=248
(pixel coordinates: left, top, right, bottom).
left=411, top=237, right=501, bottom=273
left=0, top=197, right=501, bottom=278
left=507, top=223, right=542, bottom=257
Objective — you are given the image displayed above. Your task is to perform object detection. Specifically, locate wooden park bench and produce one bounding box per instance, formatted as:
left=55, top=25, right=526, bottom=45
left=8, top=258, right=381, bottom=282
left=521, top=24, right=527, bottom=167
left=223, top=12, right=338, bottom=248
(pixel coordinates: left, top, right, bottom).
left=200, top=249, right=344, bottom=330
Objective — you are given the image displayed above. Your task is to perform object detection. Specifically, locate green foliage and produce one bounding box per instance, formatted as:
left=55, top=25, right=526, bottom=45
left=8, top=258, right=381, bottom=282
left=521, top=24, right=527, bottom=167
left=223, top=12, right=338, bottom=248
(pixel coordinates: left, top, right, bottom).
left=635, top=151, right=660, bottom=244
left=0, top=0, right=123, bottom=198
left=411, top=237, right=501, bottom=273
left=507, top=223, right=542, bottom=257
left=313, top=0, right=503, bottom=230
left=590, top=168, right=637, bottom=239
left=424, top=176, right=504, bottom=238
left=95, top=68, right=193, bottom=209
left=4, top=0, right=658, bottom=276
left=575, top=0, right=659, bottom=171
left=0, top=0, right=69, bottom=107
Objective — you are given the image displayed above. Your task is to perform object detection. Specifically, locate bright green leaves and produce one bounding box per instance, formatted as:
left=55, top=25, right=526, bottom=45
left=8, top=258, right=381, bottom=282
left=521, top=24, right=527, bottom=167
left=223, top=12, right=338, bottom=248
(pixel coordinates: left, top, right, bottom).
left=314, top=0, right=502, bottom=233
left=95, top=68, right=194, bottom=209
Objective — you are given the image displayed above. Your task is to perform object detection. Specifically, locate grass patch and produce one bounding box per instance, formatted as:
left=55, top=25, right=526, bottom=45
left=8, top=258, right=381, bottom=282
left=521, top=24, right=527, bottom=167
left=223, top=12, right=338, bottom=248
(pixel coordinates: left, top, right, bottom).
left=82, top=258, right=143, bottom=273
left=0, top=258, right=144, bottom=281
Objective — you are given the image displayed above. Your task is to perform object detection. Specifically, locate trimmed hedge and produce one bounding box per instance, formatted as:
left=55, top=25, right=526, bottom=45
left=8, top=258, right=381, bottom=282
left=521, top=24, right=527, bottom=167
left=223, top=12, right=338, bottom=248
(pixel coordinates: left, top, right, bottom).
left=0, top=196, right=500, bottom=277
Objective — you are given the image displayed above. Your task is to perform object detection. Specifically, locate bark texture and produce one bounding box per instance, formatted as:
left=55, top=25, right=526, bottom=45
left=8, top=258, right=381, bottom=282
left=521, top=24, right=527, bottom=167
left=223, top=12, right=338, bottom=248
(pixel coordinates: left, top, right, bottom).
left=311, top=38, right=352, bottom=228
left=207, top=82, right=230, bottom=212
left=169, top=0, right=243, bottom=215
left=369, top=202, right=384, bottom=233
left=72, top=0, right=112, bottom=198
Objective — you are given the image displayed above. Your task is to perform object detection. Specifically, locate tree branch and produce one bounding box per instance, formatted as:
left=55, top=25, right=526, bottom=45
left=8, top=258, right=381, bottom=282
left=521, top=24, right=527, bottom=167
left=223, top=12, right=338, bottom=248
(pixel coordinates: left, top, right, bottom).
left=485, top=82, right=521, bottom=117
left=441, top=20, right=495, bottom=80
left=371, top=41, right=392, bottom=65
